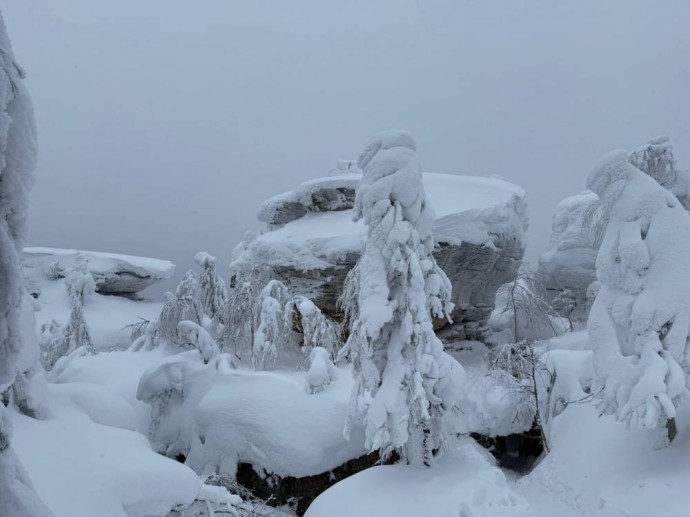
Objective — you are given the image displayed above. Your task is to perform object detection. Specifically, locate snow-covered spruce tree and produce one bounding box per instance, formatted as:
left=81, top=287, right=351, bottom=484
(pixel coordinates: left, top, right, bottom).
left=48, top=255, right=95, bottom=369
left=587, top=150, right=690, bottom=443
left=341, top=130, right=464, bottom=466
left=253, top=279, right=291, bottom=369
left=0, top=10, right=53, bottom=516
left=217, top=264, right=269, bottom=357
left=158, top=270, right=203, bottom=346
left=194, top=251, right=228, bottom=324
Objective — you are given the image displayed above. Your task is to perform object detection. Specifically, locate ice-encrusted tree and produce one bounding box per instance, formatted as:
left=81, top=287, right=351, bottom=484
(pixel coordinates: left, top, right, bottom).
left=587, top=150, right=690, bottom=443
left=158, top=270, right=203, bottom=346
left=48, top=256, right=95, bottom=368
left=217, top=264, right=269, bottom=357
left=0, top=10, right=53, bottom=516
left=194, top=251, right=228, bottom=323
left=341, top=130, right=464, bottom=466
left=253, top=280, right=291, bottom=369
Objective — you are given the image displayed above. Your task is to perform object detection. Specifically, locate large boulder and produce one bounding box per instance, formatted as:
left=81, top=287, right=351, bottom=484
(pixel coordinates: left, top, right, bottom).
left=22, top=247, right=175, bottom=296
left=231, top=171, right=527, bottom=340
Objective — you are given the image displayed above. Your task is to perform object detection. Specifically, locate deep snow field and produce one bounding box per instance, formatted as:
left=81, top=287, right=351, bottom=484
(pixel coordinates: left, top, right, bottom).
left=9, top=273, right=690, bottom=517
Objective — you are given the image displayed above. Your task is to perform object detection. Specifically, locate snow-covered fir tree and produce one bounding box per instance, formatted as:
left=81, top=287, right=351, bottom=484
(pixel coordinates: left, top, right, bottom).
left=253, top=279, right=291, bottom=369
left=218, top=264, right=269, bottom=358
left=0, top=9, right=53, bottom=515
left=194, top=251, right=228, bottom=323
left=48, top=256, right=95, bottom=368
left=587, top=150, right=690, bottom=443
left=341, top=130, right=465, bottom=466
left=158, top=270, right=203, bottom=346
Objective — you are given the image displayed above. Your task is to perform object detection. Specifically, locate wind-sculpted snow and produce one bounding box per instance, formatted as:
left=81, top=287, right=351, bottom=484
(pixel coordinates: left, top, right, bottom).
left=587, top=150, right=690, bottom=440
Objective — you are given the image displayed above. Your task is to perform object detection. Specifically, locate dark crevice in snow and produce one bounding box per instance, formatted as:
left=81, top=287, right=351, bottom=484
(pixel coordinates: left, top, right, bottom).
left=471, top=423, right=545, bottom=474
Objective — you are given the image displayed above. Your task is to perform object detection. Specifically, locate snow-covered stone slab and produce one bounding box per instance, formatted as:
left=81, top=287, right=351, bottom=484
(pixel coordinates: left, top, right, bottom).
left=23, top=247, right=175, bottom=295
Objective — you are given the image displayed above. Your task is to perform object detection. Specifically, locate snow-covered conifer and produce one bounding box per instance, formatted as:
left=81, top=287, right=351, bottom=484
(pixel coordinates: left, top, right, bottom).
left=306, top=346, right=337, bottom=394
left=194, top=251, right=228, bottom=322
left=253, top=280, right=290, bottom=369
left=0, top=10, right=53, bottom=515
left=341, top=130, right=464, bottom=466
left=38, top=319, right=62, bottom=370
left=48, top=256, right=95, bottom=368
left=587, top=150, right=690, bottom=443
left=159, top=270, right=203, bottom=346
left=218, top=265, right=269, bottom=357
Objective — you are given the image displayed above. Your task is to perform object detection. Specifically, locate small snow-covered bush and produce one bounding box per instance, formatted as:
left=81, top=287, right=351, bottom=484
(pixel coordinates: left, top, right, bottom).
left=177, top=321, right=220, bottom=364
left=489, top=340, right=553, bottom=451
left=306, top=347, right=337, bottom=394
left=38, top=319, right=62, bottom=371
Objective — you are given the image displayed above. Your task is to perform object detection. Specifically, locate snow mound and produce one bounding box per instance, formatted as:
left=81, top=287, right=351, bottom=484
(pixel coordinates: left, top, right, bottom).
left=306, top=439, right=532, bottom=517
left=9, top=382, right=231, bottom=517
left=23, top=247, right=175, bottom=295
left=188, top=367, right=367, bottom=478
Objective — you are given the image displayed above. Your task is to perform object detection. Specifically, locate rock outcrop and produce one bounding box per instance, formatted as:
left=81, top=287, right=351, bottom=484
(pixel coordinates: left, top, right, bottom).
left=537, top=190, right=599, bottom=306
left=22, top=247, right=175, bottom=297
left=231, top=171, right=527, bottom=340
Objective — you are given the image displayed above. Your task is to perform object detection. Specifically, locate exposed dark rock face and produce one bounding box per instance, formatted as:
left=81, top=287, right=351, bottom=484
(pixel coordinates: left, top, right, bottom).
left=234, top=452, right=382, bottom=516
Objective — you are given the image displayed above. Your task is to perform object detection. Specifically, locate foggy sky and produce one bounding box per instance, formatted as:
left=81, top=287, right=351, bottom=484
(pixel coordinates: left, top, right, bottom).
left=4, top=0, right=690, bottom=296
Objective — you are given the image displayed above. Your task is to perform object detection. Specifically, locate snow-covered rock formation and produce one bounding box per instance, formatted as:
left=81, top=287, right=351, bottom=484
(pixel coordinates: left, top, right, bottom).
left=22, top=247, right=175, bottom=297
left=537, top=190, right=599, bottom=305
left=231, top=169, right=527, bottom=340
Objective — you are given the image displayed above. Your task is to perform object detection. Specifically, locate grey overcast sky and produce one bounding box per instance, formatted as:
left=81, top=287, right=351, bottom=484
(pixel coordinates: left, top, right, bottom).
left=3, top=0, right=690, bottom=294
